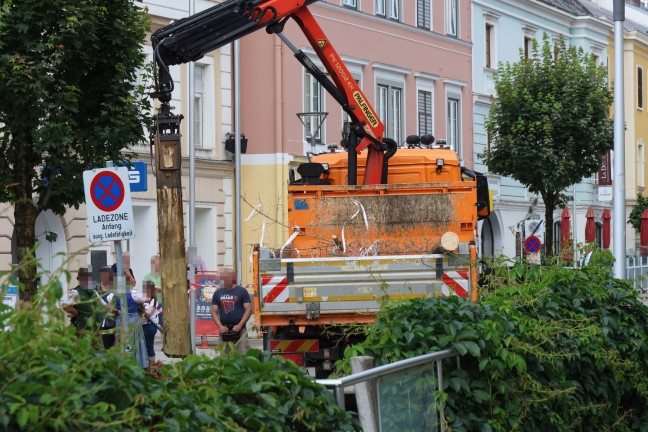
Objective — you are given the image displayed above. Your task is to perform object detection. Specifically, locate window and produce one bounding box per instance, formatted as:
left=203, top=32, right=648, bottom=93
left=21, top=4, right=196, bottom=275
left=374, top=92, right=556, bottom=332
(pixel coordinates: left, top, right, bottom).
left=417, top=0, right=431, bottom=30
left=553, top=221, right=562, bottom=256
left=194, top=64, right=205, bottom=148
left=485, top=24, right=493, bottom=68
left=639, top=139, right=645, bottom=188
left=376, top=0, right=400, bottom=20
left=447, top=97, right=460, bottom=154
left=638, top=66, right=643, bottom=109
left=524, top=36, right=532, bottom=59
left=418, top=90, right=433, bottom=137
left=342, top=0, right=357, bottom=8
left=377, top=84, right=404, bottom=144
left=304, top=70, right=324, bottom=145
left=445, top=0, right=457, bottom=37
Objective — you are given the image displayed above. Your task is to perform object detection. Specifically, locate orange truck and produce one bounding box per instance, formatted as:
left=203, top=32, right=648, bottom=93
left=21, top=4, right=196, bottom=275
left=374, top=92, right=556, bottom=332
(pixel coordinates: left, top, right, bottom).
left=152, top=0, right=490, bottom=376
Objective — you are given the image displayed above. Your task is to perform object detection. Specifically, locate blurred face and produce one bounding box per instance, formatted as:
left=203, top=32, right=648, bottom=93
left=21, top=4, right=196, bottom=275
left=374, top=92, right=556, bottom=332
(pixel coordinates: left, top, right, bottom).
left=122, top=252, right=131, bottom=268
left=77, top=272, right=91, bottom=288
left=143, top=281, right=155, bottom=298
left=221, top=269, right=235, bottom=289
left=99, top=270, right=112, bottom=288
left=152, top=256, right=160, bottom=273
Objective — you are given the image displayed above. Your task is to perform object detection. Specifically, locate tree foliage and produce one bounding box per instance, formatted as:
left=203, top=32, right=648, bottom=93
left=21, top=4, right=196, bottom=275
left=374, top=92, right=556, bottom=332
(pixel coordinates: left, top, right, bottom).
left=482, top=36, right=613, bottom=256
left=0, top=254, right=359, bottom=431
left=628, top=194, right=648, bottom=233
left=340, top=253, right=648, bottom=431
left=0, top=0, right=151, bottom=299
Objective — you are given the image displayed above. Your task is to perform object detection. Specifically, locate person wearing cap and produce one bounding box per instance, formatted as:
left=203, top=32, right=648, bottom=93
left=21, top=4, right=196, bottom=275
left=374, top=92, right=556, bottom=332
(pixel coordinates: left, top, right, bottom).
left=62, top=267, right=105, bottom=335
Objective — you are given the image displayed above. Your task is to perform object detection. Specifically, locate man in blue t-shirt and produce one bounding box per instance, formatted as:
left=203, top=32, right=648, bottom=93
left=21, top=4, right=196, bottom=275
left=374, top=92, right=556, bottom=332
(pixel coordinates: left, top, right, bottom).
left=210, top=268, right=252, bottom=354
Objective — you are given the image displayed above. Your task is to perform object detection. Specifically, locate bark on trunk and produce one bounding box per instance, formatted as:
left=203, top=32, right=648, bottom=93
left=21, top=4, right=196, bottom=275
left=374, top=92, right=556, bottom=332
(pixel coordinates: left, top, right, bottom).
left=157, top=185, right=190, bottom=357
left=15, top=198, right=39, bottom=301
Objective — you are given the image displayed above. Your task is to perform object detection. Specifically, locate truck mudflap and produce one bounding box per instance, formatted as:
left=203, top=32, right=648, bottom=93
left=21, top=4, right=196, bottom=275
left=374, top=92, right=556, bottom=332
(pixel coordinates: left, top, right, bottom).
left=253, top=247, right=474, bottom=327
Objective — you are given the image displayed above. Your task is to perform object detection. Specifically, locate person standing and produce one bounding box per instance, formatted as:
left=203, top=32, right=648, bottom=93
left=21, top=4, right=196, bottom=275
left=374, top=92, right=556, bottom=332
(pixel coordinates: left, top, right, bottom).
left=112, top=250, right=136, bottom=287
left=96, top=266, right=117, bottom=349
left=141, top=280, right=159, bottom=364
left=62, top=267, right=104, bottom=336
left=210, top=268, right=252, bottom=355
left=142, top=255, right=162, bottom=327
left=107, top=279, right=148, bottom=368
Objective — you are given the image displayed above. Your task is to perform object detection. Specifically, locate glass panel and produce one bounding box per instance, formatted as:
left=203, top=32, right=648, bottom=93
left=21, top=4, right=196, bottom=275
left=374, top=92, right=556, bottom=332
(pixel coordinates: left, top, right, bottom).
left=194, top=65, right=204, bottom=148
left=376, top=0, right=386, bottom=16
left=447, top=98, right=459, bottom=152
left=389, top=0, right=400, bottom=20
left=392, top=88, right=402, bottom=144
left=446, top=0, right=457, bottom=36
left=378, top=85, right=388, bottom=124
left=377, top=363, right=438, bottom=432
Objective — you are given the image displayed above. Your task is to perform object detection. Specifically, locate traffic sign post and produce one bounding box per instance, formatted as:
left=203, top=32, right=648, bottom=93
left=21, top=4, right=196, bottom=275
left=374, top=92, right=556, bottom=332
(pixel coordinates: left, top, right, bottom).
left=83, top=167, right=135, bottom=243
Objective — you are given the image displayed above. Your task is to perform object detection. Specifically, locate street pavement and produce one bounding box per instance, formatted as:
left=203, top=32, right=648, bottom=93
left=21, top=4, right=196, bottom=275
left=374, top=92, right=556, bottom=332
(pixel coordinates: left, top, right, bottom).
left=153, top=331, right=263, bottom=363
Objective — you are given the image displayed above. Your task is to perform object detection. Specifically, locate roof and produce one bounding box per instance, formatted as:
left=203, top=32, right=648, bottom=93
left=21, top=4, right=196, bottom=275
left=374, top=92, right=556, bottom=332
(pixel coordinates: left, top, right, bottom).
left=579, top=0, right=648, bottom=34
left=538, top=0, right=591, bottom=16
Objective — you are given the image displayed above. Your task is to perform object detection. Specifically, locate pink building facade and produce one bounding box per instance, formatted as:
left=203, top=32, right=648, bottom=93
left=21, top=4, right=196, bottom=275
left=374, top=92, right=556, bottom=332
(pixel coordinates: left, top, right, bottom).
left=238, top=1, right=474, bottom=283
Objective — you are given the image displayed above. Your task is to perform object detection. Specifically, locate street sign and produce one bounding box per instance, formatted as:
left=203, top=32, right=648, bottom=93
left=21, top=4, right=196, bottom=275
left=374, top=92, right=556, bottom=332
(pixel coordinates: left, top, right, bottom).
left=118, top=161, right=148, bottom=192
left=83, top=167, right=135, bottom=242
left=524, top=235, right=541, bottom=254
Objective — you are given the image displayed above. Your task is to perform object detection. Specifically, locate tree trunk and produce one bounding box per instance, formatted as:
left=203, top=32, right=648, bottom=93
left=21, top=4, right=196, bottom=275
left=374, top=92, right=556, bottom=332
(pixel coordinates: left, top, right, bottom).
left=14, top=198, right=39, bottom=301
left=157, top=175, right=190, bottom=356
left=543, top=194, right=557, bottom=257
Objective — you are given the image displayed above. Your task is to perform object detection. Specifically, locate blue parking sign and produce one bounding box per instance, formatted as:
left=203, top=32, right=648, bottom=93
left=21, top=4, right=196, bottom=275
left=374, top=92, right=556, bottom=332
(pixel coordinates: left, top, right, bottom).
left=119, top=162, right=147, bottom=192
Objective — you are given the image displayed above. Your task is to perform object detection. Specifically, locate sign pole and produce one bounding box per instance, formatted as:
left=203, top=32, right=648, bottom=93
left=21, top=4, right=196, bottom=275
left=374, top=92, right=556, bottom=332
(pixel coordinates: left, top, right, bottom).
left=613, top=0, right=626, bottom=278
left=105, top=161, right=129, bottom=351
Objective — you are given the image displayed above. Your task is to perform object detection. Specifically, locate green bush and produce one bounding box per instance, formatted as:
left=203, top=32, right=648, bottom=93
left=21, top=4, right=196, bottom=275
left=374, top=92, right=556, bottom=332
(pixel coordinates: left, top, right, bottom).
left=340, top=251, right=648, bottom=431
left=0, top=260, right=359, bottom=431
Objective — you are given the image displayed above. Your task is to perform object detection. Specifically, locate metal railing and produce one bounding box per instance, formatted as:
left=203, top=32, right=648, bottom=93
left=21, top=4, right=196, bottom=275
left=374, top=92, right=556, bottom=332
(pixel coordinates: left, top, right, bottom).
left=317, top=348, right=459, bottom=432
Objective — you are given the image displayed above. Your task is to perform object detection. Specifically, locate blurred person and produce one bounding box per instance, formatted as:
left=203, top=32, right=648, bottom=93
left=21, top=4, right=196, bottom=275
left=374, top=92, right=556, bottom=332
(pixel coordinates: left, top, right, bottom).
left=210, top=268, right=251, bottom=355
left=143, top=255, right=162, bottom=327
left=96, top=266, right=117, bottom=349
left=141, top=280, right=159, bottom=364
left=62, top=267, right=104, bottom=336
left=106, top=278, right=148, bottom=368
left=112, top=250, right=136, bottom=287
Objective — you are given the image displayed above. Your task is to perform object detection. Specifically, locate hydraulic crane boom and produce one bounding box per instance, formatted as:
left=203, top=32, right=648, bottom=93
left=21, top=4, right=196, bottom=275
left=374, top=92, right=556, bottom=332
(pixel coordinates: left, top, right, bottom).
left=151, top=0, right=393, bottom=185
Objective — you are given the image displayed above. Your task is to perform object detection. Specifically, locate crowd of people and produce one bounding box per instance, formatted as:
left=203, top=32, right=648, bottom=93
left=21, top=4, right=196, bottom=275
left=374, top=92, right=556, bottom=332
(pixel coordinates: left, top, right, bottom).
left=61, top=253, right=252, bottom=368
left=61, top=252, right=161, bottom=369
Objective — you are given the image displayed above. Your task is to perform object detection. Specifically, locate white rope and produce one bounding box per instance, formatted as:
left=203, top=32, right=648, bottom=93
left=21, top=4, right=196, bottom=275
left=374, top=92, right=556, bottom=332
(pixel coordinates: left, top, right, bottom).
left=280, top=227, right=300, bottom=258
left=341, top=200, right=370, bottom=254
left=244, top=204, right=261, bottom=221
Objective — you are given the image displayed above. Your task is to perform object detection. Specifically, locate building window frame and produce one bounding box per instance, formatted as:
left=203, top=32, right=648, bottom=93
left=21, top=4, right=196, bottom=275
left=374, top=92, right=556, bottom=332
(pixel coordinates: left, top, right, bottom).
left=416, top=75, right=436, bottom=138
left=375, top=65, right=407, bottom=146
left=192, top=59, right=215, bottom=151
left=303, top=69, right=325, bottom=150
left=417, top=0, right=431, bottom=30
left=342, top=0, right=357, bottom=9
left=638, top=66, right=644, bottom=110
left=445, top=0, right=458, bottom=37
left=375, top=0, right=401, bottom=21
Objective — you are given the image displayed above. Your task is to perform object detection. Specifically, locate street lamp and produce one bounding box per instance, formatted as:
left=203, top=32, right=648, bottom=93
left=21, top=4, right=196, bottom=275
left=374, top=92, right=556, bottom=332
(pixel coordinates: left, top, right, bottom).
left=297, top=112, right=328, bottom=154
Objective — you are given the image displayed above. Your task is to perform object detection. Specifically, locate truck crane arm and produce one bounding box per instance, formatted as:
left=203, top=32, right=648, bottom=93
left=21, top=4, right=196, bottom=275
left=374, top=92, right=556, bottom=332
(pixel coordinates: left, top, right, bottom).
left=151, top=0, right=393, bottom=185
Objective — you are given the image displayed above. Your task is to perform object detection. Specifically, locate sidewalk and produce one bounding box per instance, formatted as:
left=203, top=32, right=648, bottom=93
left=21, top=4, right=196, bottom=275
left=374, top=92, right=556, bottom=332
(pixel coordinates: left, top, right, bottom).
left=153, top=332, right=264, bottom=363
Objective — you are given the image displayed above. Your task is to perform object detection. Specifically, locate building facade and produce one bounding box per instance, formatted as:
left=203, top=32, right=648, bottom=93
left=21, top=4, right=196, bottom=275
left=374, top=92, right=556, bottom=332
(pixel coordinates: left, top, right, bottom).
left=472, top=0, right=613, bottom=260
left=0, top=0, right=235, bottom=287
left=237, top=0, right=476, bottom=284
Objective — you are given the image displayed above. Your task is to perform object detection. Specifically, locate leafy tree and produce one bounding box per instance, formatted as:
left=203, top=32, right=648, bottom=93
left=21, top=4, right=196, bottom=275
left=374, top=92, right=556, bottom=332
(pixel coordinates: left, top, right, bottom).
left=0, top=0, right=151, bottom=299
left=628, top=194, right=648, bottom=233
left=482, top=36, right=613, bottom=256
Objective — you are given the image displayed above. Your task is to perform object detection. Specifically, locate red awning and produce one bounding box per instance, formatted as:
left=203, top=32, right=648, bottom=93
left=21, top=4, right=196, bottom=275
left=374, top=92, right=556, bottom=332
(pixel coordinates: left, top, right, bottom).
left=561, top=208, right=571, bottom=245
left=641, top=209, right=648, bottom=256
left=585, top=207, right=596, bottom=244
left=602, top=209, right=611, bottom=250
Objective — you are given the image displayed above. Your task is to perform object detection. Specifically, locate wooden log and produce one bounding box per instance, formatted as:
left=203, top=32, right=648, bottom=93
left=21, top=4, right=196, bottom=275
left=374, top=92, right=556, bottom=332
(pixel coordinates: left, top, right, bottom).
left=431, top=231, right=459, bottom=254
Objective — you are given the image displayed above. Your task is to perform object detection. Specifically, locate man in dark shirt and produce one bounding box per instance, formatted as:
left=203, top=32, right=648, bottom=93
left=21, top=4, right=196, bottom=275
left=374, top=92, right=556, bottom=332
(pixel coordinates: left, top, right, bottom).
left=62, top=267, right=105, bottom=336
left=210, top=268, right=251, bottom=354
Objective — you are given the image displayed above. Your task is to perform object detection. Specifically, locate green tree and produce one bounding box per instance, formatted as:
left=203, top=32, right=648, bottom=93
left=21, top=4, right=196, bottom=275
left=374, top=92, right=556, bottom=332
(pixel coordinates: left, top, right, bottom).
left=482, top=36, right=613, bottom=256
left=0, top=0, right=151, bottom=299
left=628, top=194, right=648, bottom=233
